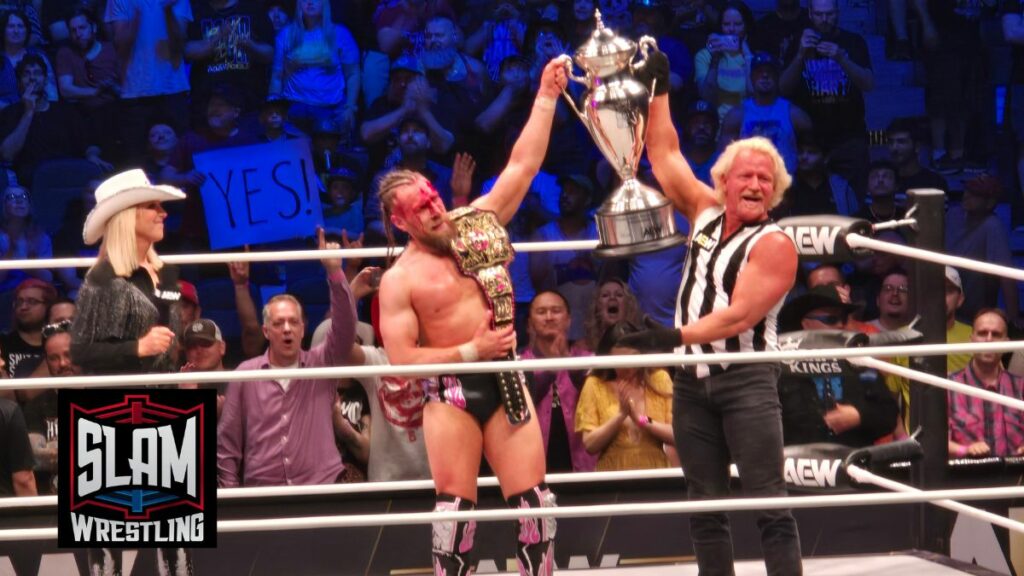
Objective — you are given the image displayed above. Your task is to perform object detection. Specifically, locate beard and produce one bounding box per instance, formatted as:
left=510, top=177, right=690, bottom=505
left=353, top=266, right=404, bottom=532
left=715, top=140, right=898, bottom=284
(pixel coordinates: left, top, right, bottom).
left=421, top=46, right=458, bottom=71
left=415, top=222, right=456, bottom=254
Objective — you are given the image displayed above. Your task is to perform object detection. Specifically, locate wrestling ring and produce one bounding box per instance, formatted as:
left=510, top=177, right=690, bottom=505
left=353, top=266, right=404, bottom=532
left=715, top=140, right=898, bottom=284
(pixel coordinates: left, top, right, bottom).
left=0, top=188, right=1023, bottom=575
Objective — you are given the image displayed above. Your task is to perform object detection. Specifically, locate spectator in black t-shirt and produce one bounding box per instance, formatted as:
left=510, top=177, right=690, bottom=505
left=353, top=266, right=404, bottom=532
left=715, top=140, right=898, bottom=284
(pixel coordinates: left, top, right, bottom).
left=1002, top=0, right=1024, bottom=209
left=753, top=0, right=810, bottom=63
left=774, top=138, right=859, bottom=218
left=1, top=278, right=56, bottom=381
left=885, top=117, right=948, bottom=196
left=24, top=319, right=79, bottom=494
left=780, top=0, right=873, bottom=198
left=0, top=54, right=111, bottom=186
left=0, top=396, right=36, bottom=496
left=185, top=0, right=274, bottom=117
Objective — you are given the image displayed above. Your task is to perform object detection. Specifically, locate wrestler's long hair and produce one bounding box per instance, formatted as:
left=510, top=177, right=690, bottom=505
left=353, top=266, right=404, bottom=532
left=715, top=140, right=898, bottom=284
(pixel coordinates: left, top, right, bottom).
left=101, top=207, right=162, bottom=278
left=709, top=136, right=791, bottom=209
left=375, top=168, right=420, bottom=265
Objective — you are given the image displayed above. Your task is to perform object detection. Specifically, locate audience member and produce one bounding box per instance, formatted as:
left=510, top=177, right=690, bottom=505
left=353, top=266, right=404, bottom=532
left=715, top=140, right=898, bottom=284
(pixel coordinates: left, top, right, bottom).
left=373, top=0, right=454, bottom=57
left=681, top=100, right=720, bottom=184
left=948, top=309, right=1024, bottom=458
left=856, top=160, right=903, bottom=225
left=775, top=138, right=858, bottom=217
left=885, top=118, right=948, bottom=195
left=753, top=0, right=810, bottom=62
left=529, top=174, right=600, bottom=341
left=106, top=0, right=192, bottom=157
left=266, top=0, right=291, bottom=33
left=55, top=9, right=121, bottom=155
left=178, top=280, right=200, bottom=326
left=25, top=319, right=79, bottom=494
left=0, top=395, right=36, bottom=495
left=777, top=286, right=898, bottom=446
left=218, top=232, right=357, bottom=487
left=719, top=51, right=811, bottom=175
left=0, top=11, right=57, bottom=107
left=1006, top=1, right=1024, bottom=209
left=268, top=0, right=360, bottom=137
left=0, top=54, right=111, bottom=186
left=475, top=54, right=532, bottom=173
left=322, top=166, right=366, bottom=237
left=576, top=322, right=675, bottom=471
left=179, top=318, right=227, bottom=417
left=46, top=297, right=75, bottom=324
left=582, top=278, right=643, bottom=354
left=868, top=269, right=912, bottom=332
left=805, top=264, right=878, bottom=334
left=185, top=0, right=274, bottom=113
left=1, top=278, right=54, bottom=379
left=630, top=1, right=692, bottom=95
left=257, top=96, right=304, bottom=142
left=627, top=209, right=689, bottom=329
left=945, top=267, right=972, bottom=375
left=780, top=0, right=873, bottom=195
left=693, top=1, right=754, bottom=121
left=0, top=185, right=69, bottom=291
left=421, top=15, right=488, bottom=101
left=945, top=174, right=1019, bottom=322
left=520, top=290, right=597, bottom=473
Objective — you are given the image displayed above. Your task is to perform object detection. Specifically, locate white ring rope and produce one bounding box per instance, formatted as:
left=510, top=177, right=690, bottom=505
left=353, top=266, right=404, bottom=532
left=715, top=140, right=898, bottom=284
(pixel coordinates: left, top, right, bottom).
left=4, top=341, right=1023, bottom=391
left=5, top=485, right=1024, bottom=542
left=846, top=233, right=1024, bottom=283
left=870, top=218, right=917, bottom=232
left=846, top=464, right=1024, bottom=536
left=850, top=356, right=1024, bottom=412
left=0, top=240, right=603, bottom=271
left=0, top=468, right=686, bottom=509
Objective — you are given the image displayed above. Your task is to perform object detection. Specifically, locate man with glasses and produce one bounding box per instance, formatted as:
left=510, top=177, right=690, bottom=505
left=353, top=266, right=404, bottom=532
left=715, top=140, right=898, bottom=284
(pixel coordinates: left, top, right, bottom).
left=779, top=0, right=873, bottom=196
left=777, top=285, right=899, bottom=446
left=23, top=319, right=80, bottom=494
left=869, top=269, right=912, bottom=332
left=2, top=278, right=56, bottom=381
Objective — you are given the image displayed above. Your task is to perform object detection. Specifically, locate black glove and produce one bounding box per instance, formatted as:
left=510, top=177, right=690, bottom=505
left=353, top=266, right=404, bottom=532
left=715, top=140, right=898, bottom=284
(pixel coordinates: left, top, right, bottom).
left=618, top=325, right=683, bottom=352
left=635, top=49, right=670, bottom=96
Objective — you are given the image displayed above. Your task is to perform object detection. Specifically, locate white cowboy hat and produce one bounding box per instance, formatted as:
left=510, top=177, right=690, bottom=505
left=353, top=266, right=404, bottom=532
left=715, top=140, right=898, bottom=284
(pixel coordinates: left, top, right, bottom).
left=83, top=169, right=186, bottom=245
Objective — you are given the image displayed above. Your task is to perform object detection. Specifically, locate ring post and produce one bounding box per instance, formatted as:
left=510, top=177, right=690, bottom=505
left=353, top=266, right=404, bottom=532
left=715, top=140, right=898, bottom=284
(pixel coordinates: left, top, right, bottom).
left=906, top=188, right=949, bottom=554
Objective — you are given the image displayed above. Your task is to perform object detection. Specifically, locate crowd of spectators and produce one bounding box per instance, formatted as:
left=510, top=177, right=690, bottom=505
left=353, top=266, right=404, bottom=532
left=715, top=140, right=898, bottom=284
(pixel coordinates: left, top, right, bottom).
left=2, top=0, right=1024, bottom=495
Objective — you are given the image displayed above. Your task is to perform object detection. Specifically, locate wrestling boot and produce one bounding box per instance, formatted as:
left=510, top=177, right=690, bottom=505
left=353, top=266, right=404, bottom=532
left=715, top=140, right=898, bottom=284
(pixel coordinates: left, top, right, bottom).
left=507, top=484, right=557, bottom=576
left=432, top=494, right=477, bottom=576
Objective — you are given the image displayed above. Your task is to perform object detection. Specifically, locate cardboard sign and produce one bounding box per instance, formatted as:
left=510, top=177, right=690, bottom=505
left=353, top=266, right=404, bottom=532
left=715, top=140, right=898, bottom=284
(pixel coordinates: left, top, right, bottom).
left=193, top=139, right=323, bottom=249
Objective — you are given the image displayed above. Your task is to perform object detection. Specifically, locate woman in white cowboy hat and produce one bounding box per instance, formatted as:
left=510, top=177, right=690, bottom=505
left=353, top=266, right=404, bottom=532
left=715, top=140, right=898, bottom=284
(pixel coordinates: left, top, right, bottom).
left=68, top=168, right=192, bottom=573
left=70, top=168, right=188, bottom=373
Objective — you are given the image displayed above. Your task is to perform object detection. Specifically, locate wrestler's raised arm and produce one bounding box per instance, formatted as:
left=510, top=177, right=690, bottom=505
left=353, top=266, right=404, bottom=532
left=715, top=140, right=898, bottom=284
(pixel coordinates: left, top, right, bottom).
left=378, top=266, right=516, bottom=366
left=646, top=91, right=717, bottom=224
left=472, top=57, right=567, bottom=225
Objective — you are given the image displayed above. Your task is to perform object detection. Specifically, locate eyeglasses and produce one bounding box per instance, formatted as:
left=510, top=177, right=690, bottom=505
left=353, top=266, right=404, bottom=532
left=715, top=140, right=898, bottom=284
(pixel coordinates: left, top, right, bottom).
left=4, top=192, right=27, bottom=202
left=41, top=319, right=71, bottom=340
left=13, top=297, right=45, bottom=308
left=881, top=284, right=909, bottom=295
left=805, top=314, right=844, bottom=326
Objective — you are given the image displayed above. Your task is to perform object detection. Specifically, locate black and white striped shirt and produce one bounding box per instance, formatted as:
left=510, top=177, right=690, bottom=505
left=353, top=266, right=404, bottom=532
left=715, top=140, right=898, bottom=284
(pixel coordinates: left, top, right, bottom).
left=675, top=206, right=790, bottom=377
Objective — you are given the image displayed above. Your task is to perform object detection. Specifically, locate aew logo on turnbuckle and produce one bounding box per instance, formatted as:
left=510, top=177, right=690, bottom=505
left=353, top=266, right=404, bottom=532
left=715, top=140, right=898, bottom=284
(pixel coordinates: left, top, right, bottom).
left=57, top=389, right=217, bottom=547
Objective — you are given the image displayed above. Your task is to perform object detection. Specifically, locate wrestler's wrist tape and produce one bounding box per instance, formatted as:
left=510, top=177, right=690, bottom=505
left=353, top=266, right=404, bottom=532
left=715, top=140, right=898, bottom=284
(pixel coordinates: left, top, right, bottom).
left=533, top=96, right=556, bottom=111
left=458, top=342, right=479, bottom=362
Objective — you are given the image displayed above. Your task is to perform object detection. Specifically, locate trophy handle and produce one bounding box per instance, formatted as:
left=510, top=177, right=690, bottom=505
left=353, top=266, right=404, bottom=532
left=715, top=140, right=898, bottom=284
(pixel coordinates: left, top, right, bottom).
left=559, top=55, right=587, bottom=122
left=634, top=35, right=660, bottom=102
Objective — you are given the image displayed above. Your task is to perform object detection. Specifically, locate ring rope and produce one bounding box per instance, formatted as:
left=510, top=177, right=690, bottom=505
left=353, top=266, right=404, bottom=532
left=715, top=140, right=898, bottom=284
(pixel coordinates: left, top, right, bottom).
left=846, top=464, right=1024, bottom=536
left=5, top=485, right=1024, bottom=542
left=869, top=218, right=917, bottom=232
left=850, top=356, right=1024, bottom=412
left=846, top=233, right=1024, bottom=283
left=3, top=341, right=1022, bottom=391
left=0, top=240, right=603, bottom=271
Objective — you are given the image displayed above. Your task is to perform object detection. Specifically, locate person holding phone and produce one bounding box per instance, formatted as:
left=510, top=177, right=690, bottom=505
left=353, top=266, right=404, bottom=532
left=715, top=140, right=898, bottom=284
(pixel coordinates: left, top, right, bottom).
left=780, top=0, right=874, bottom=197
left=694, top=1, right=755, bottom=122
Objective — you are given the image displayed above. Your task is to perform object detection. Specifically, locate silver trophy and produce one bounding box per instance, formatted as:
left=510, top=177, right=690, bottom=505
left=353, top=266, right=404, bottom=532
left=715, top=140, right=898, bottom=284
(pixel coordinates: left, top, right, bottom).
left=561, top=11, right=686, bottom=258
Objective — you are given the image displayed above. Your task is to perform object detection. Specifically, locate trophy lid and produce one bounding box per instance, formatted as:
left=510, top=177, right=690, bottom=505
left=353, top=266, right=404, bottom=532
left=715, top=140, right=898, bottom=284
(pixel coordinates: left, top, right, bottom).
left=574, top=10, right=636, bottom=74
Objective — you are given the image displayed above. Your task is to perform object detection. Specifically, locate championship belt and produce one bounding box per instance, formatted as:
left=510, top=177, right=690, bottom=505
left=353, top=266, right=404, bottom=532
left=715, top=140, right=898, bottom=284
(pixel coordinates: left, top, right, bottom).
left=448, top=207, right=530, bottom=425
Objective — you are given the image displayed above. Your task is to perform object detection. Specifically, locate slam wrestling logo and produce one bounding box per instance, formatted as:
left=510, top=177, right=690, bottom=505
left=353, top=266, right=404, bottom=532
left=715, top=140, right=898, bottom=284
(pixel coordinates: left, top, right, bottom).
left=57, top=389, right=217, bottom=548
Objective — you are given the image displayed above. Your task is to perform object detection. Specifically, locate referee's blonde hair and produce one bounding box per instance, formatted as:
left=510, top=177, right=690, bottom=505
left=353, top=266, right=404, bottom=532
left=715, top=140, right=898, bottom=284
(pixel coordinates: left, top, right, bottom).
left=709, top=137, right=792, bottom=209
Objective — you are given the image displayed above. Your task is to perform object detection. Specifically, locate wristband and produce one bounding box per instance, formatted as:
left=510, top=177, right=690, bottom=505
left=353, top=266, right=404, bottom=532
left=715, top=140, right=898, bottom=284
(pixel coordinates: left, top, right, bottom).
left=533, top=96, right=556, bottom=111
left=956, top=445, right=968, bottom=458
left=637, top=415, right=651, bottom=428
left=458, top=342, right=479, bottom=362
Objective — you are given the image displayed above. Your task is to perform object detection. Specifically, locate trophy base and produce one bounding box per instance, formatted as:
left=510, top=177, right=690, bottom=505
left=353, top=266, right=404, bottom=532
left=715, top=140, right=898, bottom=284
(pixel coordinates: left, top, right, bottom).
left=593, top=199, right=688, bottom=259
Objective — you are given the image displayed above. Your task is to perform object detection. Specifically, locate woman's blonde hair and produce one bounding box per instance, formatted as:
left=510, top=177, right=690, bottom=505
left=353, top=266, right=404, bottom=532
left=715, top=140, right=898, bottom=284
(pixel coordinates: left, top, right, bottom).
left=285, top=0, right=339, bottom=63
left=100, top=207, right=162, bottom=277
left=584, top=279, right=642, bottom=352
left=709, top=136, right=792, bottom=209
